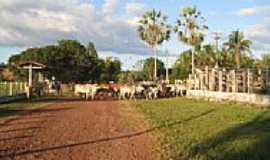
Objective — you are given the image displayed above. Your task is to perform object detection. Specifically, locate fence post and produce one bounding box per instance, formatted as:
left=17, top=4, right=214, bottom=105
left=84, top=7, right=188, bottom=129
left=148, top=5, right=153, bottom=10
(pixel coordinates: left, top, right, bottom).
left=226, top=71, right=230, bottom=92
left=9, top=82, right=13, bottom=96
left=0, top=82, right=2, bottom=96
left=210, top=68, right=215, bottom=91
left=218, top=69, right=223, bottom=92
left=247, top=69, right=253, bottom=93
left=19, top=82, right=23, bottom=93
left=242, top=70, right=247, bottom=93
left=266, top=68, right=269, bottom=92
left=205, top=66, right=209, bottom=90
left=232, top=70, right=236, bottom=93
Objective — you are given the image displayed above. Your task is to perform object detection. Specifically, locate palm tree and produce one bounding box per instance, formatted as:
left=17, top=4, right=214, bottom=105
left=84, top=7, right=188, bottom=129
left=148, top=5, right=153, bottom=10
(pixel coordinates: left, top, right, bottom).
left=137, top=9, right=171, bottom=81
left=175, top=7, right=208, bottom=74
left=224, top=30, right=252, bottom=68
left=196, top=45, right=216, bottom=67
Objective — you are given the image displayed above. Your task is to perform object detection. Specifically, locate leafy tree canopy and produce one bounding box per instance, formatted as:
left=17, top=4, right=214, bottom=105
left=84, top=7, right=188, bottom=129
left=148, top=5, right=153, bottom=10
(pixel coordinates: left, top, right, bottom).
left=224, top=30, right=252, bottom=68
left=142, top=57, right=165, bottom=80
left=138, top=9, right=171, bottom=48
left=8, top=40, right=121, bottom=83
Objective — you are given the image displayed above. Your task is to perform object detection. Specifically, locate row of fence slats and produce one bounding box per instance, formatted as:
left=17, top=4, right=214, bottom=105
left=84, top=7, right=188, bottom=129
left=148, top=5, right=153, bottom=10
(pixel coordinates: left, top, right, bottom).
left=0, top=82, right=26, bottom=97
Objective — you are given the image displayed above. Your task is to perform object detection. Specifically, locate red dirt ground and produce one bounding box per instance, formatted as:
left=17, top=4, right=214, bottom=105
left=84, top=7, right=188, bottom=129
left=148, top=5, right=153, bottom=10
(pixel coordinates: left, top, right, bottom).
left=0, top=101, right=160, bottom=160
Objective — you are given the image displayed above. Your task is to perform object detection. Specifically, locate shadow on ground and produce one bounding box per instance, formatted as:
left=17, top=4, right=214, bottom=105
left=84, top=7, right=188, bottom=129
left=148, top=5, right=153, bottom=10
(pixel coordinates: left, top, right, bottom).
left=0, top=109, right=215, bottom=158
left=0, top=107, right=72, bottom=127
left=188, top=111, right=270, bottom=160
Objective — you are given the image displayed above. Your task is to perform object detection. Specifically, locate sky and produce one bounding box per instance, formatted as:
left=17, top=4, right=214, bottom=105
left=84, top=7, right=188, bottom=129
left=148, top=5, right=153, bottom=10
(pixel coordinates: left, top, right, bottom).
left=0, top=0, right=269, bottom=70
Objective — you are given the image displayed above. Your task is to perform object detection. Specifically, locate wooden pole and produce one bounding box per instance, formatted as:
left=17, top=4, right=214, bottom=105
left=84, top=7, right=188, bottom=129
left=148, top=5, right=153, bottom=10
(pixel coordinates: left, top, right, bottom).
left=192, top=47, right=195, bottom=75
left=210, top=68, right=214, bottom=91
left=218, top=69, right=223, bottom=92
left=247, top=69, right=253, bottom=93
left=266, top=68, right=269, bottom=92
left=242, top=70, right=247, bottom=93
left=9, top=82, right=13, bottom=96
left=258, top=69, right=264, bottom=91
left=226, top=72, right=230, bottom=92
left=205, top=66, right=209, bottom=90
left=28, top=64, right=33, bottom=87
left=232, top=70, right=236, bottom=92
left=27, top=64, right=33, bottom=99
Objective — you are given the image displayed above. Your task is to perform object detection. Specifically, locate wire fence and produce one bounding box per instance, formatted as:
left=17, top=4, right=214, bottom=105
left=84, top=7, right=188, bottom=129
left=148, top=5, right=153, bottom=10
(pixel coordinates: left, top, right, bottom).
left=0, top=82, right=27, bottom=97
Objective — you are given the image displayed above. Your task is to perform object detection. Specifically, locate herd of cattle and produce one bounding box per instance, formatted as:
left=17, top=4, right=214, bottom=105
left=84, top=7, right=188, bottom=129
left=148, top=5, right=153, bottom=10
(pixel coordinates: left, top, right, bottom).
left=74, top=82, right=186, bottom=100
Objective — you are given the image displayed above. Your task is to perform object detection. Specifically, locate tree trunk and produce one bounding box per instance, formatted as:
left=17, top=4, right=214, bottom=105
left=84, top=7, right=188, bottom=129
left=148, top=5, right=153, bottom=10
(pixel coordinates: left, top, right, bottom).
left=154, top=47, right=157, bottom=81
left=192, top=47, right=195, bottom=75
left=235, top=47, right=241, bottom=69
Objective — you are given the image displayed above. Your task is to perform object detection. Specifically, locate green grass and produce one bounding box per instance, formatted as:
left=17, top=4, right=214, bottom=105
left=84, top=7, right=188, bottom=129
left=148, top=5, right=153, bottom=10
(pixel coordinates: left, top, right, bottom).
left=132, top=98, right=270, bottom=160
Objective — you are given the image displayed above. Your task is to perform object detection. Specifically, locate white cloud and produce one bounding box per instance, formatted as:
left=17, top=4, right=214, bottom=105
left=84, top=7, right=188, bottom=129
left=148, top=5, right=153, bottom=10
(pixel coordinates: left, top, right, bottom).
left=102, top=0, right=120, bottom=14
left=235, top=5, right=270, bottom=55
left=245, top=22, right=270, bottom=53
left=236, top=6, right=270, bottom=16
left=125, top=3, right=146, bottom=26
left=125, top=2, right=145, bottom=16
left=0, top=0, right=151, bottom=55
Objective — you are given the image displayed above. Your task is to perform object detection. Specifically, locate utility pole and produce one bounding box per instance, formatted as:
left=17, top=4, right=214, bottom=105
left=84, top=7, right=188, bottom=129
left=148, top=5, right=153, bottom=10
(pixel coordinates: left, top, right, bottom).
left=165, top=49, right=169, bottom=83
left=212, top=32, right=222, bottom=51
left=212, top=32, right=222, bottom=67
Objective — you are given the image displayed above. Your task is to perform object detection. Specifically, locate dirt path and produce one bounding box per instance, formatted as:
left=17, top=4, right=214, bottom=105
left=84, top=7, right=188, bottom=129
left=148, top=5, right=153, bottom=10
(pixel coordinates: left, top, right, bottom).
left=0, top=101, right=159, bottom=160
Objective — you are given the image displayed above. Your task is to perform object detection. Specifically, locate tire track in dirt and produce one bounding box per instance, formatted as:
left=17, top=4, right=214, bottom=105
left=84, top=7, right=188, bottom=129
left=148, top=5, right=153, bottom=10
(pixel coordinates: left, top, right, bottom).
left=0, top=101, right=159, bottom=160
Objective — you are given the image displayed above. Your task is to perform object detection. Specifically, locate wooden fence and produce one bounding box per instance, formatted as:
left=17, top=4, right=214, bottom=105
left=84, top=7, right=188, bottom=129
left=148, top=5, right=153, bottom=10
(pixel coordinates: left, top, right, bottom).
left=0, top=82, right=27, bottom=97
left=187, top=67, right=270, bottom=94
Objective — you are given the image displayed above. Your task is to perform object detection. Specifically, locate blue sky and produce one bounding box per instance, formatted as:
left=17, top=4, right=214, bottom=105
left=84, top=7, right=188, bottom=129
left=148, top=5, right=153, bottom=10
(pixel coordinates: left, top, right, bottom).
left=0, top=0, right=269, bottom=69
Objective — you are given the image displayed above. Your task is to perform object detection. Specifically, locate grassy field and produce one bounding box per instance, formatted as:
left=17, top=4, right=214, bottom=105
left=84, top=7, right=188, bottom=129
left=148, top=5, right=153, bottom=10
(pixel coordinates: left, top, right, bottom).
left=133, top=98, right=270, bottom=160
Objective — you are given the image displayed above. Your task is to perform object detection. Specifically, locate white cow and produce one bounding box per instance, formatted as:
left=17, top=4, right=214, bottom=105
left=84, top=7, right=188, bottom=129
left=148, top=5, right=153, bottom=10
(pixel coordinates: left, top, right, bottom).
left=146, top=84, right=162, bottom=100
left=165, top=84, right=186, bottom=97
left=74, top=84, right=100, bottom=100
left=175, top=84, right=186, bottom=96
left=166, top=84, right=177, bottom=97
left=119, top=85, right=145, bottom=100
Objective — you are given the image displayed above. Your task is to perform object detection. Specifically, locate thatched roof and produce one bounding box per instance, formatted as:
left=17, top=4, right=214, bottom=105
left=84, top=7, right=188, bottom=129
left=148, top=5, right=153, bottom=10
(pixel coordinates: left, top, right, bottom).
left=18, top=61, right=47, bottom=69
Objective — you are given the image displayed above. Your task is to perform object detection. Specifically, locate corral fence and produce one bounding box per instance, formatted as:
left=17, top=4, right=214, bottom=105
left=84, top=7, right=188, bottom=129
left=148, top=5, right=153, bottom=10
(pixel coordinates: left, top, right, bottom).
left=187, top=67, right=270, bottom=94
left=186, top=67, right=270, bottom=106
left=0, top=81, right=27, bottom=97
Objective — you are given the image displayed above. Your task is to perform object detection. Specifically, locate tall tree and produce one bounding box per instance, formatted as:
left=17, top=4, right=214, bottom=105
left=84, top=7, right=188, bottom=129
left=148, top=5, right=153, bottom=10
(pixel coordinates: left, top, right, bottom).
left=175, top=7, right=208, bottom=74
left=8, top=40, right=105, bottom=82
left=142, top=57, right=165, bottom=81
left=137, top=9, right=171, bottom=81
left=257, top=53, right=270, bottom=68
left=195, top=45, right=216, bottom=67
left=86, top=42, right=98, bottom=58
left=224, top=30, right=252, bottom=68
left=171, top=50, right=192, bottom=80
left=99, top=57, right=121, bottom=82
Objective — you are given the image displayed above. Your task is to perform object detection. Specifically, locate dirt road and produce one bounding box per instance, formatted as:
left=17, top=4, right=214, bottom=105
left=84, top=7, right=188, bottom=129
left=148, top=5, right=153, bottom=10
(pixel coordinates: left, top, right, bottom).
left=0, top=101, right=159, bottom=160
